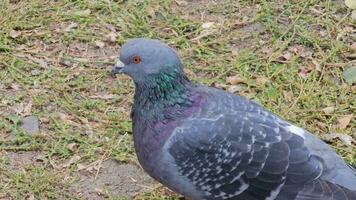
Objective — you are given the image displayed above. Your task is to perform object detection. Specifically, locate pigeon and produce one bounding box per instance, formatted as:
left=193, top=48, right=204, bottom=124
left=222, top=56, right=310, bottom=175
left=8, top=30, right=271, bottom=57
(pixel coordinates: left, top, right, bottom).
left=111, top=38, right=356, bottom=200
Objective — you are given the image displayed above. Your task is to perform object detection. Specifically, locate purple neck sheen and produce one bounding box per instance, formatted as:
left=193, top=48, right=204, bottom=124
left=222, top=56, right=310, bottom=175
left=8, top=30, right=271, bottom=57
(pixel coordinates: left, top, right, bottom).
left=133, top=86, right=205, bottom=170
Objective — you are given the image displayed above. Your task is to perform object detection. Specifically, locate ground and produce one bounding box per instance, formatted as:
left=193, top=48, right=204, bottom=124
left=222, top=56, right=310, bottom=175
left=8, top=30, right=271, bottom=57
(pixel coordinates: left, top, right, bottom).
left=0, top=0, right=355, bottom=199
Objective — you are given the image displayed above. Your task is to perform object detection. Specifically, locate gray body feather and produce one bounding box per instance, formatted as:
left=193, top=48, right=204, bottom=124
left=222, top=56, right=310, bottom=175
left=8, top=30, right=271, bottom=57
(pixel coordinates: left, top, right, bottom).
left=151, top=86, right=356, bottom=200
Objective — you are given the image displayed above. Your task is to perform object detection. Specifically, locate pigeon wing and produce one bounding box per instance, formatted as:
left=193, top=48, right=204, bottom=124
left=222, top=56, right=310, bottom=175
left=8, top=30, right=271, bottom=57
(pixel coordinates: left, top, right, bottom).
left=168, top=110, right=324, bottom=200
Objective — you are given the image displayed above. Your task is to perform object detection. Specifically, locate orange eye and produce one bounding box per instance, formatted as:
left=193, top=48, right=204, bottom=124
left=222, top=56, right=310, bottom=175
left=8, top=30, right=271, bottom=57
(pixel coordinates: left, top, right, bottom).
left=133, top=56, right=141, bottom=64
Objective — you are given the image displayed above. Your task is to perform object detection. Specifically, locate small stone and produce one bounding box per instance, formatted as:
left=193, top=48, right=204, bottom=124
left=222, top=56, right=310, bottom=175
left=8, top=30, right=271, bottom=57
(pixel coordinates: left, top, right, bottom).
left=20, top=116, right=40, bottom=135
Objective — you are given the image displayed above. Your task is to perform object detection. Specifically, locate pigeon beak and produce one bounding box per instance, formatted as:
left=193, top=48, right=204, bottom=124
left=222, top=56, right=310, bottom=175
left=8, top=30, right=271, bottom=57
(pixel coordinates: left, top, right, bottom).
left=111, top=59, right=125, bottom=76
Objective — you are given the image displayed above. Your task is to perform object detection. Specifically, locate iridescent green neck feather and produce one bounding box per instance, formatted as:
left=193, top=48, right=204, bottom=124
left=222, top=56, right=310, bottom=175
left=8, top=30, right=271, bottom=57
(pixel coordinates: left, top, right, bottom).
left=132, top=66, right=193, bottom=120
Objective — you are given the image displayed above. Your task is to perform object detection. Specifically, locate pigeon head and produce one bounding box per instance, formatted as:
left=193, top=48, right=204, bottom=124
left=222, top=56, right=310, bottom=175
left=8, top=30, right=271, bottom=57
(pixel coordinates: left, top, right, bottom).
left=112, top=38, right=184, bottom=85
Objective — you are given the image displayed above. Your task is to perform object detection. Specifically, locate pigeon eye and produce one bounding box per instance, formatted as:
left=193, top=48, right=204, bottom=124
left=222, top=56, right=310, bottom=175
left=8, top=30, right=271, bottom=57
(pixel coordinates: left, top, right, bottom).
left=133, top=56, right=141, bottom=64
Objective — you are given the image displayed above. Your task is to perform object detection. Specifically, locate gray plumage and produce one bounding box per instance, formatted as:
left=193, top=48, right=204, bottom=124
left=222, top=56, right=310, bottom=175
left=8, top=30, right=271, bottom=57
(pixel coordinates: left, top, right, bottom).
left=112, top=38, right=356, bottom=200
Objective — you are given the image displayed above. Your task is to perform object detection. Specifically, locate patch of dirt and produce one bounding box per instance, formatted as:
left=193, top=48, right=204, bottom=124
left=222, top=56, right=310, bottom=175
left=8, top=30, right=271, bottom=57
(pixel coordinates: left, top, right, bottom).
left=4, top=151, right=45, bottom=170
left=71, top=159, right=155, bottom=200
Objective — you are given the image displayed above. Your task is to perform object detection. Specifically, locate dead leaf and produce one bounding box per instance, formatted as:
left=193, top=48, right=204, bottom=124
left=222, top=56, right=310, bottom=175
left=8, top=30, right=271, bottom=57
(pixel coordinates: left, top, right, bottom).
left=226, top=75, right=244, bottom=85
left=77, top=163, right=87, bottom=170
left=95, top=41, right=105, bottom=48
left=283, top=91, right=293, bottom=103
left=337, top=114, right=353, bottom=129
left=316, top=121, right=326, bottom=129
left=343, top=26, right=353, bottom=33
left=323, top=133, right=354, bottom=146
left=191, top=29, right=216, bottom=40
left=10, top=83, right=21, bottom=90
left=227, top=85, right=244, bottom=93
left=281, top=52, right=292, bottom=61
left=23, top=100, right=33, bottom=116
left=10, top=29, right=21, bottom=38
left=67, top=143, right=77, bottom=152
left=57, top=112, right=81, bottom=127
left=298, top=68, right=309, bottom=78
left=62, top=155, right=81, bottom=168
left=255, top=77, right=269, bottom=85
left=64, top=22, right=78, bottom=32
left=192, top=22, right=218, bottom=41
left=40, top=117, right=50, bottom=124
left=310, top=7, right=322, bottom=15
left=322, top=106, right=335, bottom=115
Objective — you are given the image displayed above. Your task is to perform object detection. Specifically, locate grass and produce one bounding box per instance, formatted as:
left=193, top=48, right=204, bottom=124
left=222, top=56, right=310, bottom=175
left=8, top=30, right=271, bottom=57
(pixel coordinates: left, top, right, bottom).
left=0, top=0, right=355, bottom=199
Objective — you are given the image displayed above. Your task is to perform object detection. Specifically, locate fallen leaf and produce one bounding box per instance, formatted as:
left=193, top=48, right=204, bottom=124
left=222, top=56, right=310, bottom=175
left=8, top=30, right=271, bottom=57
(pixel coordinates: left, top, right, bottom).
left=227, top=85, right=244, bottom=93
left=10, top=29, right=21, bottom=38
left=10, top=83, right=21, bottom=90
left=62, top=155, right=81, bottom=168
left=343, top=26, right=353, bottom=33
left=323, top=133, right=354, bottom=146
left=64, top=22, right=78, bottom=32
left=283, top=91, right=293, bottom=103
left=67, top=143, right=77, bottom=152
left=57, top=112, right=81, bottom=127
left=23, top=100, right=33, bottom=116
left=345, top=0, right=356, bottom=9
left=192, top=22, right=218, bottom=40
left=342, top=66, right=356, bottom=84
left=95, top=41, right=105, bottom=48
left=192, top=29, right=216, bottom=40
left=77, top=163, right=87, bottom=170
left=255, top=76, right=269, bottom=85
left=337, top=114, right=353, bottom=129
left=322, top=106, right=335, bottom=115
left=281, top=52, right=292, bottom=61
left=298, top=68, right=310, bottom=78
left=40, top=117, right=50, bottom=124
left=226, top=75, right=244, bottom=85
left=316, top=121, right=326, bottom=129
